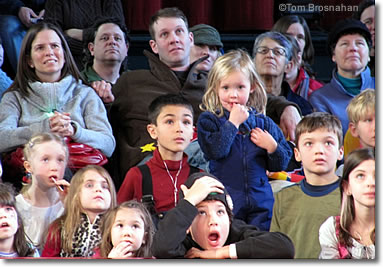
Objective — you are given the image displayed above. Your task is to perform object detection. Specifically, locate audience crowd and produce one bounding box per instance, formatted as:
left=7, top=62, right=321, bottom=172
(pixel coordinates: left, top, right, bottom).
left=0, top=0, right=376, bottom=260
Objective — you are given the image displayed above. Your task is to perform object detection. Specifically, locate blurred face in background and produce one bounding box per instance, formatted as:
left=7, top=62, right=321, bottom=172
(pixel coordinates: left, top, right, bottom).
left=190, top=44, right=219, bottom=72
left=286, top=23, right=305, bottom=64
left=360, top=5, right=375, bottom=49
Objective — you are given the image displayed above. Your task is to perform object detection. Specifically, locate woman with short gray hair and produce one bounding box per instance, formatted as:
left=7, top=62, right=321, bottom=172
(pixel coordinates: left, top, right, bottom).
left=253, top=31, right=313, bottom=116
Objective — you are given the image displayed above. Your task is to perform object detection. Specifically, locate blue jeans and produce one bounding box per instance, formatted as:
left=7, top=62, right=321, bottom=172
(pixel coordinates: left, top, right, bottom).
left=0, top=15, right=27, bottom=73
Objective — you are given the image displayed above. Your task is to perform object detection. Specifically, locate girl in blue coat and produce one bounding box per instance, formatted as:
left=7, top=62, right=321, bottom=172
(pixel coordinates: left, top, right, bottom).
left=197, top=49, right=292, bottom=230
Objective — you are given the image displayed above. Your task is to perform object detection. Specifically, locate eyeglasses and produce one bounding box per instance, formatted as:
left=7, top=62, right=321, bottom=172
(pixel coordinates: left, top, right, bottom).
left=255, top=46, right=286, bottom=57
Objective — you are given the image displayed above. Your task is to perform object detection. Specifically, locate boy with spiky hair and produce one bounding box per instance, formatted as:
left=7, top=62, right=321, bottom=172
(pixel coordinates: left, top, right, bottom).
left=117, top=94, right=199, bottom=226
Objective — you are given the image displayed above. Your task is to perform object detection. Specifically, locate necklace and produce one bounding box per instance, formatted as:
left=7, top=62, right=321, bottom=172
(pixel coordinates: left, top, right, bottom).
left=163, top=159, right=183, bottom=207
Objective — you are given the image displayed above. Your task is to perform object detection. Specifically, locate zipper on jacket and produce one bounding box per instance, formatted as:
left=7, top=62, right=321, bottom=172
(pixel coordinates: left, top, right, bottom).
left=242, top=134, right=250, bottom=206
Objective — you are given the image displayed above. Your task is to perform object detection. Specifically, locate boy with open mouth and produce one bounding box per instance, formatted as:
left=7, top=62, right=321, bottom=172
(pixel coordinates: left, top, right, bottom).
left=152, top=172, right=295, bottom=259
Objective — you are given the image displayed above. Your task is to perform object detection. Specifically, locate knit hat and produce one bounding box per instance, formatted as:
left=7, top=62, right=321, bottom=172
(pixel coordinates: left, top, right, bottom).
left=190, top=24, right=223, bottom=48
left=327, top=18, right=372, bottom=55
left=179, top=172, right=233, bottom=210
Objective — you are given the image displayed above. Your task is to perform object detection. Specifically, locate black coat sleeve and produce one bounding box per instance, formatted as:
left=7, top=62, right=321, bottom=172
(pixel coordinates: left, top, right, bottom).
left=151, top=199, right=198, bottom=258
left=266, top=94, right=302, bottom=125
left=228, top=219, right=295, bottom=258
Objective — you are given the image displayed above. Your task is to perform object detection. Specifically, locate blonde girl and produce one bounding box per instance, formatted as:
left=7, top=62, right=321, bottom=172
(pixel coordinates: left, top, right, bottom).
left=42, top=165, right=117, bottom=257
left=319, top=148, right=375, bottom=259
left=197, top=49, right=292, bottom=230
left=95, top=200, right=155, bottom=258
left=0, top=182, right=39, bottom=258
left=15, top=133, right=69, bottom=250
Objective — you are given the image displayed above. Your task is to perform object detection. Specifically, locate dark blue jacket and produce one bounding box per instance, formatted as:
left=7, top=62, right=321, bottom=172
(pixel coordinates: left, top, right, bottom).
left=309, top=67, right=375, bottom=137
left=0, top=0, right=45, bottom=15
left=281, top=81, right=313, bottom=116
left=197, top=108, right=292, bottom=230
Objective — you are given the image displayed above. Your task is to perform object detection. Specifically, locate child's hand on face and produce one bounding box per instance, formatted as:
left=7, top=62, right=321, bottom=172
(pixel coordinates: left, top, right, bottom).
left=181, top=176, right=224, bottom=206
left=185, top=246, right=229, bottom=259
left=51, top=177, right=70, bottom=203
left=228, top=104, right=249, bottom=129
left=250, top=128, right=277, bottom=154
left=108, top=242, right=135, bottom=259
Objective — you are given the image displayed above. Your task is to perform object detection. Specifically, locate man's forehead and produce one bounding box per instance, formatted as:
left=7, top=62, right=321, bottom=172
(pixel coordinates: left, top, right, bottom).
left=154, top=17, right=187, bottom=32
left=97, top=23, right=124, bottom=35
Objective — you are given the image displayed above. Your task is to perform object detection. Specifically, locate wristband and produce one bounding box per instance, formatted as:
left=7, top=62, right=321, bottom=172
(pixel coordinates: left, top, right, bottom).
left=229, top=244, right=237, bottom=259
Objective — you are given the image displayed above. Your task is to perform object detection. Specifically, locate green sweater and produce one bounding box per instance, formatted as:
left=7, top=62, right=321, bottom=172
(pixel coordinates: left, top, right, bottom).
left=270, top=178, right=341, bottom=259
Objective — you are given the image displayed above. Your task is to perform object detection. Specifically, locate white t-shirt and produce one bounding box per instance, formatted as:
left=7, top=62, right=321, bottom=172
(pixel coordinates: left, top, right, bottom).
left=15, top=194, right=64, bottom=248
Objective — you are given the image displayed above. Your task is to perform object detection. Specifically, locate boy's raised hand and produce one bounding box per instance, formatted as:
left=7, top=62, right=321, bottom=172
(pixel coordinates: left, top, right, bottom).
left=228, top=104, right=249, bottom=128
left=250, top=128, right=277, bottom=154
left=180, top=176, right=224, bottom=206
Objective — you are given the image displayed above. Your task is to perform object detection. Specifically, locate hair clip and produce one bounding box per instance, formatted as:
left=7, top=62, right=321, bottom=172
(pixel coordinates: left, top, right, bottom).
left=28, top=141, right=34, bottom=148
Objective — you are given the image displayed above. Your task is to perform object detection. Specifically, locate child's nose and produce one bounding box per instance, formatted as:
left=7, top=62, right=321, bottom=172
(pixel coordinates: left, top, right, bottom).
left=367, top=173, right=375, bottom=186
left=0, top=211, right=7, bottom=219
left=175, top=121, right=184, bottom=132
left=123, top=227, right=132, bottom=236
left=229, top=90, right=238, bottom=98
left=94, top=183, right=103, bottom=192
left=314, top=144, right=324, bottom=154
left=208, top=214, right=219, bottom=226
left=50, top=162, right=58, bottom=170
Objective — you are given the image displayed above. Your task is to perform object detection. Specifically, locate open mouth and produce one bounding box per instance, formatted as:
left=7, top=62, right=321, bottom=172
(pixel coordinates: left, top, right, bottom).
left=0, top=222, right=10, bottom=228
left=209, top=233, right=219, bottom=241
left=207, top=231, right=220, bottom=247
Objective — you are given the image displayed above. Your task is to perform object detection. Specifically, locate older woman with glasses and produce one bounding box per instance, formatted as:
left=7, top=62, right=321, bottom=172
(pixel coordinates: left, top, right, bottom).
left=253, top=31, right=313, bottom=118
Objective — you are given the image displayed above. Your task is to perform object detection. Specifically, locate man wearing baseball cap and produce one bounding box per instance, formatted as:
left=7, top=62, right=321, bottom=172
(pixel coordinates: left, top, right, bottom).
left=189, top=24, right=223, bottom=72
left=152, top=172, right=295, bottom=259
left=309, top=18, right=375, bottom=137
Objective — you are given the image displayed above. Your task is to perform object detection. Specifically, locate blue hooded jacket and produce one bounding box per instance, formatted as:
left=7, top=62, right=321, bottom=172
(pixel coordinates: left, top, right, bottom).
left=197, top=108, right=292, bottom=230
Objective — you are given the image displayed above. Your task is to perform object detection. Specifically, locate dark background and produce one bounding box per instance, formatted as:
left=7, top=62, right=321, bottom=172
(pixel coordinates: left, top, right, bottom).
left=123, top=0, right=363, bottom=83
